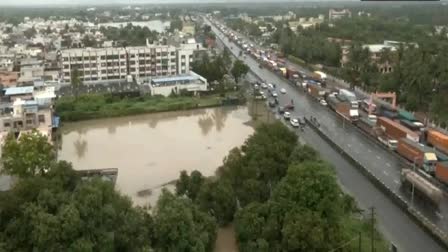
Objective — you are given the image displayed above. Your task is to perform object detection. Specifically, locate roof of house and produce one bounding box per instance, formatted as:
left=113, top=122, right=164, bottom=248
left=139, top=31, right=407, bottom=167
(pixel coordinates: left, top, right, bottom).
left=4, top=86, right=34, bottom=96
left=363, top=44, right=397, bottom=53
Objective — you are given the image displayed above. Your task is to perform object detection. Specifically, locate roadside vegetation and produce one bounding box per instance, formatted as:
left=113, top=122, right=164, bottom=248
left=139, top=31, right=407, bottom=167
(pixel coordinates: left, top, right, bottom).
left=0, top=123, right=389, bottom=251
left=55, top=94, right=225, bottom=122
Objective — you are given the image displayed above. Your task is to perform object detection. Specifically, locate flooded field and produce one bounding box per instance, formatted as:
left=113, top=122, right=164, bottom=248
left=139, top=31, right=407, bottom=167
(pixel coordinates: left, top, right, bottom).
left=58, top=106, right=254, bottom=206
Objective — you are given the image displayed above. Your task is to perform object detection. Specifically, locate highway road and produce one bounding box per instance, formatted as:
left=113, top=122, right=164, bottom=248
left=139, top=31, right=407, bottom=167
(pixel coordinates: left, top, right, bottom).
left=207, top=17, right=447, bottom=252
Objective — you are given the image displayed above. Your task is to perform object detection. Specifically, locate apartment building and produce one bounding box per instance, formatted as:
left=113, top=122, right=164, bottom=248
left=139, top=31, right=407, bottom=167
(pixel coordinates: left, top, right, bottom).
left=329, top=9, right=352, bottom=22
left=60, top=43, right=198, bottom=83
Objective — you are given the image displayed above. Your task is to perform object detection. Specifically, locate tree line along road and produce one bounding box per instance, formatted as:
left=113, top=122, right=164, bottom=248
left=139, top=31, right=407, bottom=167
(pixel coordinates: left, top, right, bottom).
left=206, top=17, right=447, bottom=252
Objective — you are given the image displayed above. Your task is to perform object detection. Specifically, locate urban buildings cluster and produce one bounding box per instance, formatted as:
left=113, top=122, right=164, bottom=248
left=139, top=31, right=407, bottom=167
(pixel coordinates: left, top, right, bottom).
left=0, top=13, right=211, bottom=138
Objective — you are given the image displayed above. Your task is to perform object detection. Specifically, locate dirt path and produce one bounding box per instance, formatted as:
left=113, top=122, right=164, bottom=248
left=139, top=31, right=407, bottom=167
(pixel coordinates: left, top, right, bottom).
left=214, top=224, right=238, bottom=252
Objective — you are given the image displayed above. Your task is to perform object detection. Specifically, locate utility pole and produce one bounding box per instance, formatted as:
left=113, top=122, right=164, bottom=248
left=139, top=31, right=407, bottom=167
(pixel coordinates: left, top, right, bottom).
left=371, top=207, right=375, bottom=252
left=359, top=232, right=362, bottom=252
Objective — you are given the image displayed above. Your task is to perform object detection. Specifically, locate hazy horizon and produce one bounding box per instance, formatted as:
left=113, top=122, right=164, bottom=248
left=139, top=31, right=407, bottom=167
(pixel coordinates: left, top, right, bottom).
left=0, top=0, right=371, bottom=7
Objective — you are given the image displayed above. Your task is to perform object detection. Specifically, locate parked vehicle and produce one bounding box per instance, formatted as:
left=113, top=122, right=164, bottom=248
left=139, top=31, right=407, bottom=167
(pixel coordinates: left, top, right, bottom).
left=290, top=118, right=300, bottom=127
left=401, top=169, right=443, bottom=206
left=280, top=88, right=286, bottom=94
left=261, top=83, right=268, bottom=89
left=396, top=138, right=438, bottom=174
left=268, top=100, right=276, bottom=108
left=278, top=106, right=285, bottom=114
left=377, top=117, right=419, bottom=142
left=327, top=94, right=359, bottom=122
left=285, top=104, right=294, bottom=111
left=427, top=129, right=448, bottom=155
left=272, top=92, right=278, bottom=97
left=283, top=111, right=291, bottom=120
left=436, top=161, right=448, bottom=185
left=320, top=99, right=327, bottom=106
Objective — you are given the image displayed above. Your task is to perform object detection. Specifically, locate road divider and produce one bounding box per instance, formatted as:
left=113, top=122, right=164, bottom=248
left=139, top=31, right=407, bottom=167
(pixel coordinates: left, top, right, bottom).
left=305, top=117, right=448, bottom=250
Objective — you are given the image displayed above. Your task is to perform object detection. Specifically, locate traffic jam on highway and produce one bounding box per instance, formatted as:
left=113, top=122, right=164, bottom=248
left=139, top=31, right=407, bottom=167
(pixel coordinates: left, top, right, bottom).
left=211, top=18, right=448, bottom=208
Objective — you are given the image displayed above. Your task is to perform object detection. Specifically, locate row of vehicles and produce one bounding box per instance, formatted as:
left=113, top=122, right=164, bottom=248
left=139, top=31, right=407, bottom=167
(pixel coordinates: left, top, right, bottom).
left=213, top=17, right=448, bottom=206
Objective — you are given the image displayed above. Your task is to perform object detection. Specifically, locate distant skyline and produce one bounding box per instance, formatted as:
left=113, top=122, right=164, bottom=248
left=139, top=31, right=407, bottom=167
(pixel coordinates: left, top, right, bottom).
left=1, top=0, right=359, bottom=7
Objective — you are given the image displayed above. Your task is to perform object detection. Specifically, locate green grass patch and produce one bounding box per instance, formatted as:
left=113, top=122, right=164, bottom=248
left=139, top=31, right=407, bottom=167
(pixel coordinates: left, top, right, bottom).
left=55, top=94, right=227, bottom=122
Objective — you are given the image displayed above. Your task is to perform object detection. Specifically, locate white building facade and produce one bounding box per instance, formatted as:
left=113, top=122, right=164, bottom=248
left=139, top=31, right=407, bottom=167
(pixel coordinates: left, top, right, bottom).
left=60, top=42, right=199, bottom=83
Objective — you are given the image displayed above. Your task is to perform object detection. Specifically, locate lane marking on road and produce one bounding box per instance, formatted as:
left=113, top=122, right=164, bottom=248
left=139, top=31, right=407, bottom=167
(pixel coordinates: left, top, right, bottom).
left=368, top=149, right=372, bottom=153
left=394, top=179, right=400, bottom=184
left=376, top=155, right=381, bottom=160
left=386, top=163, right=391, bottom=168
left=383, top=171, right=389, bottom=176
left=347, top=144, right=352, bottom=148
left=436, top=211, right=444, bottom=219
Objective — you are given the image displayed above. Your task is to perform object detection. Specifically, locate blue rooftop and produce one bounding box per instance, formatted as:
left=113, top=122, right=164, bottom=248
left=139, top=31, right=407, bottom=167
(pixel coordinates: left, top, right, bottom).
left=4, top=86, right=34, bottom=96
left=152, top=75, right=199, bottom=83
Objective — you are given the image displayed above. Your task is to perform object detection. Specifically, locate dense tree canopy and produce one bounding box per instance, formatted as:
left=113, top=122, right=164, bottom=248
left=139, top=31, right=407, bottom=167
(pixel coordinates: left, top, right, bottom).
left=100, top=23, right=158, bottom=46
left=0, top=161, right=154, bottom=251
left=1, top=131, right=55, bottom=177
left=152, top=190, right=217, bottom=252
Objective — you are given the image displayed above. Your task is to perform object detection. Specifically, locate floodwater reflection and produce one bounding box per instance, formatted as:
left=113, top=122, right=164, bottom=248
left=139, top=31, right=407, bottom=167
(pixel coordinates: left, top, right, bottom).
left=58, top=106, right=254, bottom=206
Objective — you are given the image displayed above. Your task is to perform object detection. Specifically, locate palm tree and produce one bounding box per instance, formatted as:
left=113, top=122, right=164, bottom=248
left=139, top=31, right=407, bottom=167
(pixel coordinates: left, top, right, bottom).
left=71, top=68, right=83, bottom=98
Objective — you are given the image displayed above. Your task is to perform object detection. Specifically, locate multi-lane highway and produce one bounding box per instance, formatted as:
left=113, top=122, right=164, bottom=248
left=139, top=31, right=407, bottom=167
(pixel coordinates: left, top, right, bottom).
left=207, top=17, right=447, bottom=252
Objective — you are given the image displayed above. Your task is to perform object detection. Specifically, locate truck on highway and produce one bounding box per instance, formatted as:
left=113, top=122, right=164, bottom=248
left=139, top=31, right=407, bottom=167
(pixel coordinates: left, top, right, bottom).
left=427, top=129, right=448, bottom=155
left=310, top=71, right=327, bottom=85
left=377, top=117, right=419, bottom=143
left=307, top=83, right=326, bottom=100
left=401, top=168, right=443, bottom=207
left=397, top=138, right=438, bottom=174
left=436, top=161, right=448, bottom=185
left=356, top=117, right=398, bottom=150
left=327, top=93, right=359, bottom=122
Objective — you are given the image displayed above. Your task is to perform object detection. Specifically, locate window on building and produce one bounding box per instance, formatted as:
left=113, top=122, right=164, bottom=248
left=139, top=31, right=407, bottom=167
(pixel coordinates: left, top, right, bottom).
left=156, top=52, right=161, bottom=56
left=3, top=122, right=10, bottom=128
left=162, top=52, right=168, bottom=57
left=101, top=56, right=106, bottom=60
left=26, top=119, right=33, bottom=125
left=171, top=59, right=176, bottom=63
left=171, top=52, right=175, bottom=56
left=90, top=56, right=96, bottom=61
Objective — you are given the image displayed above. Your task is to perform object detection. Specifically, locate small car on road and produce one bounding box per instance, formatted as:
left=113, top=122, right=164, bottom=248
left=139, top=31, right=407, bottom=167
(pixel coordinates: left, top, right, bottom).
left=290, top=118, right=300, bottom=127
left=272, top=92, right=278, bottom=98
left=278, top=106, right=285, bottom=114
left=283, top=111, right=291, bottom=120
left=320, top=99, right=328, bottom=106
left=284, top=104, right=294, bottom=111
left=268, top=100, right=276, bottom=108
left=280, top=88, right=287, bottom=94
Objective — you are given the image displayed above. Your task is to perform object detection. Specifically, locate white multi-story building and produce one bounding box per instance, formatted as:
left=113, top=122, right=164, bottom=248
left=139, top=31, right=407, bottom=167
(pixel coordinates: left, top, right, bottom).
left=60, top=42, right=199, bottom=83
left=329, top=9, right=352, bottom=22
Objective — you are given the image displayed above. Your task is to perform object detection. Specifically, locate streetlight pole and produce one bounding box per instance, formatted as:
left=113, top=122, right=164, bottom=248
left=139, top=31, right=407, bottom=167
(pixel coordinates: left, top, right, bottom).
left=371, top=207, right=375, bottom=252
left=411, top=156, right=421, bottom=207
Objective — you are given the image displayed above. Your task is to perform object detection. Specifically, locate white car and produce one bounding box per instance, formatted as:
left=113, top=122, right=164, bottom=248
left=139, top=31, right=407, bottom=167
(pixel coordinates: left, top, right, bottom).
left=320, top=99, right=328, bottom=106
left=272, top=92, right=278, bottom=97
left=283, top=111, right=291, bottom=120
left=267, top=83, right=274, bottom=89
left=261, top=83, right=268, bottom=89
left=280, top=88, right=287, bottom=94
left=290, top=118, right=300, bottom=127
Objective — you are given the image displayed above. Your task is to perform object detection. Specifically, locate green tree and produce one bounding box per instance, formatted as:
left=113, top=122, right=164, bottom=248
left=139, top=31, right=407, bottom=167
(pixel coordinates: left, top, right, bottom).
left=153, top=190, right=217, bottom=252
left=175, top=170, right=205, bottom=201
left=0, top=162, right=154, bottom=251
left=231, top=60, right=249, bottom=83
left=1, top=131, right=55, bottom=177
left=197, top=179, right=236, bottom=226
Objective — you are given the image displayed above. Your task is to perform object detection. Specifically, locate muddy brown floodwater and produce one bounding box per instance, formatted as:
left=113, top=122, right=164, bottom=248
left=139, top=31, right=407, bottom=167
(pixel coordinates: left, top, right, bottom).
left=58, top=106, right=254, bottom=207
